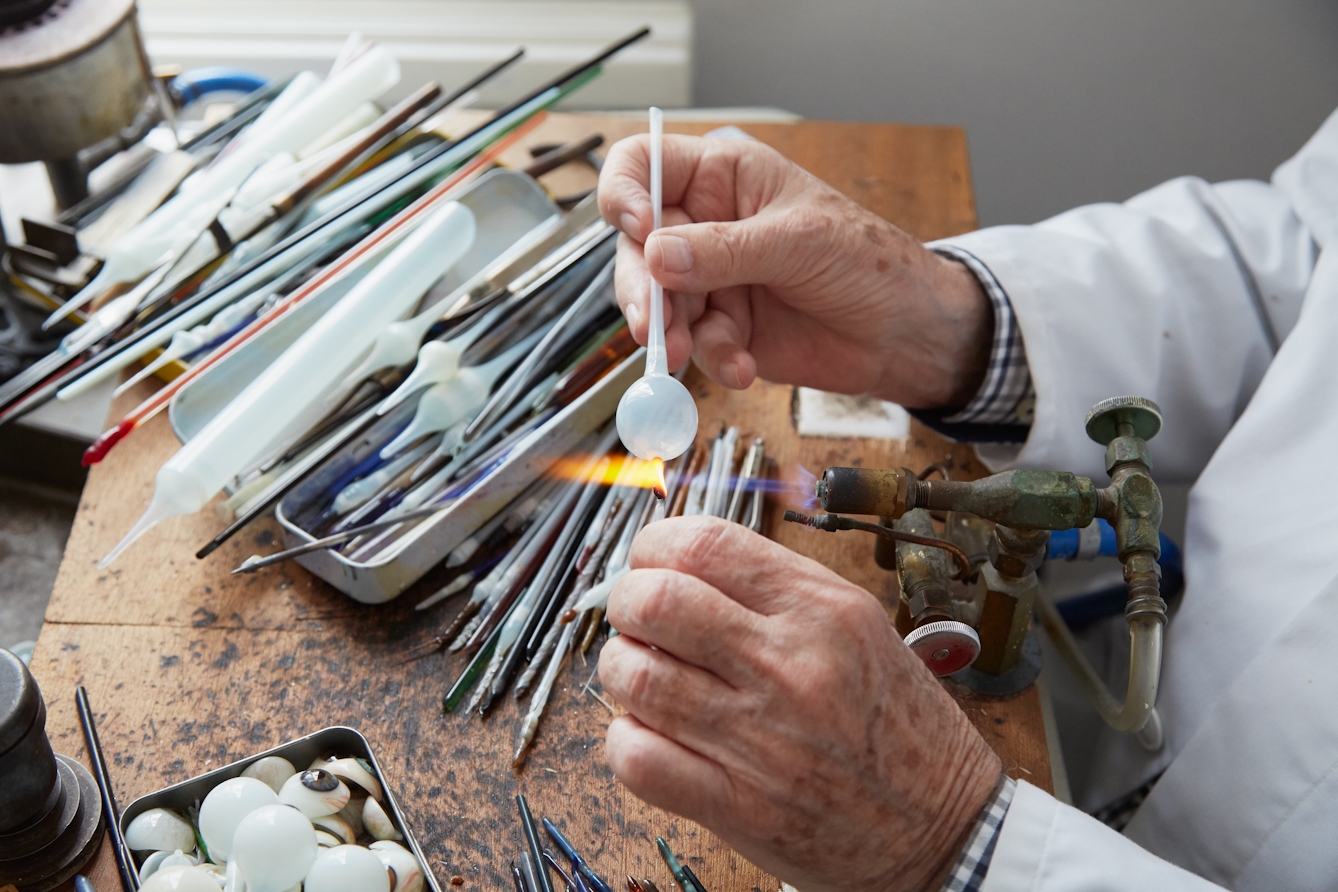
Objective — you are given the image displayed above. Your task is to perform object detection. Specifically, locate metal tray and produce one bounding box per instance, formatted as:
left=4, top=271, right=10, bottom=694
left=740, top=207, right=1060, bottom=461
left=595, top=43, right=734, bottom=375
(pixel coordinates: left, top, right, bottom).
left=118, top=726, right=442, bottom=892
left=275, top=348, right=644, bottom=604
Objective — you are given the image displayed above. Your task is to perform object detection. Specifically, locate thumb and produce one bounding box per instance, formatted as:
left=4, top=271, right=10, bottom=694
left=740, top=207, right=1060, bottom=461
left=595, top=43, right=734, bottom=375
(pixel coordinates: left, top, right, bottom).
left=646, top=211, right=801, bottom=294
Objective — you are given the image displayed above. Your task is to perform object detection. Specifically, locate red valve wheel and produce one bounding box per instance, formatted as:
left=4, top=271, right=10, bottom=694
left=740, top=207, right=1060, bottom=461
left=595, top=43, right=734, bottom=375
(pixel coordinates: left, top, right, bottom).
left=902, top=620, right=981, bottom=676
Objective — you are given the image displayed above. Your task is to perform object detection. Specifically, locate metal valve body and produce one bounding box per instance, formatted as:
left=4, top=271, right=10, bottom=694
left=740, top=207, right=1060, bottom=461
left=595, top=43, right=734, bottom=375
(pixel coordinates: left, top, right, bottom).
left=816, top=396, right=1166, bottom=691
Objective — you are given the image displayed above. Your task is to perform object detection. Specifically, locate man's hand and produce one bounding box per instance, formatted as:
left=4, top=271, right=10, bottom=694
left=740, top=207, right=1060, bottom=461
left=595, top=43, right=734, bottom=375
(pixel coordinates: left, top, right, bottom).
left=598, top=135, right=992, bottom=409
left=598, top=516, right=1002, bottom=892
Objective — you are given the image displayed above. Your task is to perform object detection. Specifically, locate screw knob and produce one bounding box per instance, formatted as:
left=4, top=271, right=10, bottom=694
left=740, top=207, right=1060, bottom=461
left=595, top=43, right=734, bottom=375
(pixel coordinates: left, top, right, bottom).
left=903, top=621, right=981, bottom=676
left=1085, top=396, right=1162, bottom=445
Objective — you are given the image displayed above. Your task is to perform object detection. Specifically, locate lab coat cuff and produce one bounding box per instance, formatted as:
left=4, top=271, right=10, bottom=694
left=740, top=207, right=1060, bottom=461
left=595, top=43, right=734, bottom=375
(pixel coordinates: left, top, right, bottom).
left=940, top=775, right=1017, bottom=892
left=979, top=779, right=1061, bottom=891
left=980, top=780, right=1228, bottom=891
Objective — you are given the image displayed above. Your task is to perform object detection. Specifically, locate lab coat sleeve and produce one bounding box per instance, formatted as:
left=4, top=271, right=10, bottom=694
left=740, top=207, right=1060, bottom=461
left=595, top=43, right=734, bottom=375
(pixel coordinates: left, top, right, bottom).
left=981, top=781, right=1223, bottom=892
left=930, top=175, right=1316, bottom=482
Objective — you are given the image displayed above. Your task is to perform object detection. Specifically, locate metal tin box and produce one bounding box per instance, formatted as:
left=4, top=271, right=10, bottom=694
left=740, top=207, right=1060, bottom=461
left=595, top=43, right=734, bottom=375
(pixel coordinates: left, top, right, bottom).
left=119, top=726, right=441, bottom=892
left=275, top=349, right=643, bottom=604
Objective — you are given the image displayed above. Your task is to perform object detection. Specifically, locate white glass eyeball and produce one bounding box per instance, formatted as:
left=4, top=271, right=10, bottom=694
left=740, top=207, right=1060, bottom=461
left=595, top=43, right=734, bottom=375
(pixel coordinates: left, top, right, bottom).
left=314, top=830, right=342, bottom=848
left=240, top=756, right=297, bottom=793
left=138, top=851, right=172, bottom=882
left=616, top=374, right=697, bottom=461
left=311, top=757, right=383, bottom=802
left=232, top=803, right=318, bottom=892
left=199, top=777, right=279, bottom=860
left=305, top=845, right=391, bottom=892
left=126, top=808, right=196, bottom=853
left=337, top=799, right=365, bottom=837
left=279, top=769, right=350, bottom=818
left=361, top=797, right=402, bottom=841
left=140, top=865, right=220, bottom=892
left=311, top=813, right=355, bottom=846
left=370, top=841, right=424, bottom=892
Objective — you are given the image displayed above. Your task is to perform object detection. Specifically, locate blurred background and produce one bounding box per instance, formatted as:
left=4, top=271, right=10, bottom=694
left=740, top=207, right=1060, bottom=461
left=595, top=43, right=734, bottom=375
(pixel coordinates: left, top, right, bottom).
left=130, top=0, right=1338, bottom=225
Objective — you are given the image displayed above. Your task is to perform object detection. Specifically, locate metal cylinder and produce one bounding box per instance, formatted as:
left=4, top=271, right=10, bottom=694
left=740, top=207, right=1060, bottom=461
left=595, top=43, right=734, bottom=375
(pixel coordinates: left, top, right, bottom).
left=0, top=648, right=104, bottom=892
left=816, top=466, right=910, bottom=518
left=0, top=0, right=151, bottom=163
left=893, top=508, right=953, bottom=625
left=0, top=649, right=57, bottom=833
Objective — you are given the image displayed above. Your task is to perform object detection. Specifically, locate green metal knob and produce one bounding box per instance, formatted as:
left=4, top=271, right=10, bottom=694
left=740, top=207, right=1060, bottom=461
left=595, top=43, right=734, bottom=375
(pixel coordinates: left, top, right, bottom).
left=1085, top=396, right=1162, bottom=445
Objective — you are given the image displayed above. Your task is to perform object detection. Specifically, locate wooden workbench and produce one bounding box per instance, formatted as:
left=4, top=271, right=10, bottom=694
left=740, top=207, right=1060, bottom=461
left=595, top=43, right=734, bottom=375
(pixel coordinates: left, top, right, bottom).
left=29, top=112, right=1050, bottom=892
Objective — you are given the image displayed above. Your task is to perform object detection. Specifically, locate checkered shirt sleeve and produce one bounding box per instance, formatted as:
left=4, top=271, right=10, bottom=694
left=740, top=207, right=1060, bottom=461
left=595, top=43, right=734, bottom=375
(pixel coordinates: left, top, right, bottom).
left=939, top=776, right=1017, bottom=892
left=933, top=246, right=1035, bottom=428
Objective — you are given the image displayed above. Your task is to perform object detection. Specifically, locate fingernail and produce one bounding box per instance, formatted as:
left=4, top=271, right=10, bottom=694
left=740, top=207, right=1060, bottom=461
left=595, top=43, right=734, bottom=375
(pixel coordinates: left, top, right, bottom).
left=720, top=361, right=742, bottom=389
left=619, top=213, right=641, bottom=239
left=653, top=234, right=693, bottom=273
left=625, top=303, right=642, bottom=334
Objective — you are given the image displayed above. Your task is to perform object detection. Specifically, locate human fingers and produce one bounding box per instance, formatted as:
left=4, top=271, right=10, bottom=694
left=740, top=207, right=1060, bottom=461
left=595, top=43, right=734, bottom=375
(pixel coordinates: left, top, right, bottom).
left=600, top=134, right=757, bottom=241
left=599, top=635, right=740, bottom=759
left=607, top=567, right=764, bottom=682
left=614, top=233, right=702, bottom=372
left=689, top=291, right=756, bottom=390
left=629, top=516, right=863, bottom=616
left=604, top=714, right=734, bottom=827
left=644, top=210, right=809, bottom=298
left=664, top=289, right=701, bottom=373
left=598, top=135, right=654, bottom=239
left=613, top=233, right=660, bottom=338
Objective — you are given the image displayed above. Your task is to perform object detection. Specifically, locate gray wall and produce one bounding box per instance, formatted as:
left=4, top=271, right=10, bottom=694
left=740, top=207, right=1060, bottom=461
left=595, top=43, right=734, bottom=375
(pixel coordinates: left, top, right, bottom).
left=686, top=0, right=1338, bottom=226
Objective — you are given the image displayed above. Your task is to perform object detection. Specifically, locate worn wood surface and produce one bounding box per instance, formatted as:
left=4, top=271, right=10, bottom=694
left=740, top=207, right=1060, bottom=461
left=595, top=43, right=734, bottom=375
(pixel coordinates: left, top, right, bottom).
left=32, top=112, right=1048, bottom=892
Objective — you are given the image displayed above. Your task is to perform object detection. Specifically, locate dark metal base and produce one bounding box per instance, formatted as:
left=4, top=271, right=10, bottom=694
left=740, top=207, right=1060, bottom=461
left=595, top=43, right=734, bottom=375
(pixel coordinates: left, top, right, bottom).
left=0, top=755, right=105, bottom=892
left=950, top=631, right=1043, bottom=696
left=43, top=158, right=89, bottom=211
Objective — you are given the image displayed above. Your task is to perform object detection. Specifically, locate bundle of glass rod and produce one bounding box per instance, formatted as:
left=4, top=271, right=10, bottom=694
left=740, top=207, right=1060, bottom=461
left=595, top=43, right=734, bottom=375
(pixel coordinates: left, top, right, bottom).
left=197, top=179, right=633, bottom=560
left=0, top=37, right=453, bottom=408
left=0, top=27, right=651, bottom=427
left=0, top=29, right=655, bottom=570
left=256, top=231, right=633, bottom=568
left=432, top=424, right=677, bottom=767
left=410, top=421, right=769, bottom=767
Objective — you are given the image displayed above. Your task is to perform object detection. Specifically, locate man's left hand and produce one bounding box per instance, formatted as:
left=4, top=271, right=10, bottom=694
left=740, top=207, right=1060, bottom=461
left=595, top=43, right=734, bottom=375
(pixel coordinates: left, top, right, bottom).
left=598, top=516, right=1002, bottom=892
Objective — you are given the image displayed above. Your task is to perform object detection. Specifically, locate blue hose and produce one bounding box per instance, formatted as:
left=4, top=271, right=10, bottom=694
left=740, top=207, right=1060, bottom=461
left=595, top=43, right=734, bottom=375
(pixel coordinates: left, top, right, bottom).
left=172, top=67, right=270, bottom=105
left=1045, top=519, right=1184, bottom=630
left=1046, top=519, right=1180, bottom=561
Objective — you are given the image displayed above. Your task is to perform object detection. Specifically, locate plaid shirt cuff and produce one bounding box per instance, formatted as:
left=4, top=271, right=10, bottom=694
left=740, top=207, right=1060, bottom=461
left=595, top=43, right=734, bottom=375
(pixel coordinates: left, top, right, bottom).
left=939, top=776, right=1017, bottom=892
left=932, top=246, right=1035, bottom=428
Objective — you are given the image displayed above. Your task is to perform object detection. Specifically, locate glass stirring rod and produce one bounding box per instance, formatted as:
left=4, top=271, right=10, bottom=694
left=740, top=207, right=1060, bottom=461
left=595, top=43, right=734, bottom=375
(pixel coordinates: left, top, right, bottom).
left=615, top=107, right=698, bottom=462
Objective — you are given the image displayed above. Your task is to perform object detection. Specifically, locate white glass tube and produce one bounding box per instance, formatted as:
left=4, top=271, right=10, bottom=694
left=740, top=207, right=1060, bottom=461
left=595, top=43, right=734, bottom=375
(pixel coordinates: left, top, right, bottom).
left=101, top=201, right=476, bottom=567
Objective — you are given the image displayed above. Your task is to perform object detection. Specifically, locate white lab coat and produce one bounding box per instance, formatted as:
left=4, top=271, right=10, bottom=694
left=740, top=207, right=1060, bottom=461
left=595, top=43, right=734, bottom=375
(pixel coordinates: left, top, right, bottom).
left=932, top=106, right=1338, bottom=890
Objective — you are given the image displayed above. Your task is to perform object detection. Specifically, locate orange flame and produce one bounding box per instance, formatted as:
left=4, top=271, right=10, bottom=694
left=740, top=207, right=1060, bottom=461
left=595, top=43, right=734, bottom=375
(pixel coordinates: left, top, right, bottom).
left=546, top=454, right=667, bottom=498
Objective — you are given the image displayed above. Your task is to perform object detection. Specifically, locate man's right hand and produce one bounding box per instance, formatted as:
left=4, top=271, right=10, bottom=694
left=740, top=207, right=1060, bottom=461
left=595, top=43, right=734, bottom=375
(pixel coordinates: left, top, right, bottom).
left=598, top=134, right=994, bottom=410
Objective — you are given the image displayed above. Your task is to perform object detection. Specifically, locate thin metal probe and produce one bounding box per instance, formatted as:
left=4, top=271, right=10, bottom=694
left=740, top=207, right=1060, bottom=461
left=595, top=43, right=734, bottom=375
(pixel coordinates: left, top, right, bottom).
left=76, top=686, right=138, bottom=892
left=782, top=510, right=972, bottom=579
left=230, top=501, right=456, bottom=573
left=679, top=865, right=709, bottom=892
left=517, top=795, right=556, bottom=892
